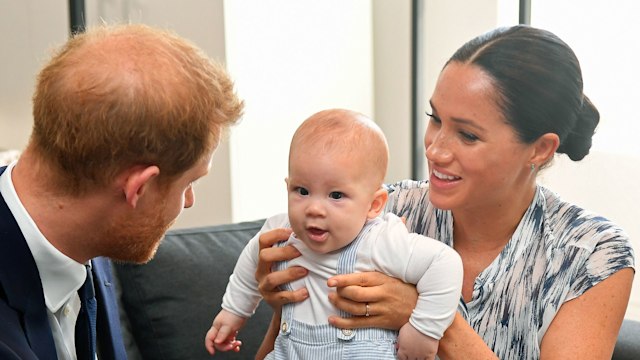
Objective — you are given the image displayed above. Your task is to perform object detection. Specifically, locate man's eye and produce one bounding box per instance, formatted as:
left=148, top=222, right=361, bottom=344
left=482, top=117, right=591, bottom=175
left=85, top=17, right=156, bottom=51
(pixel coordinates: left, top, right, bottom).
left=329, top=192, right=343, bottom=200
left=296, top=187, right=309, bottom=196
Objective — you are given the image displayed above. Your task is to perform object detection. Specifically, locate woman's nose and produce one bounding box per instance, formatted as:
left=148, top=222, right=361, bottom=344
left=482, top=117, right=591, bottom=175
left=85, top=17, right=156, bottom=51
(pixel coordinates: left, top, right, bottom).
left=425, top=129, right=453, bottom=164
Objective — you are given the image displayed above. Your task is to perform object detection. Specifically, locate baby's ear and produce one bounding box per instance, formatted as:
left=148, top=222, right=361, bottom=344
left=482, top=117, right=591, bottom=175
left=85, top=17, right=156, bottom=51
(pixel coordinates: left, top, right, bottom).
left=367, top=188, right=388, bottom=219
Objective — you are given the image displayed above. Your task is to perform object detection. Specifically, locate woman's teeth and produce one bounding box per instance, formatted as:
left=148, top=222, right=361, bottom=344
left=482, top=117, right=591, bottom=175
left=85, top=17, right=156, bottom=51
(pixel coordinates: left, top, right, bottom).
left=433, top=169, right=459, bottom=180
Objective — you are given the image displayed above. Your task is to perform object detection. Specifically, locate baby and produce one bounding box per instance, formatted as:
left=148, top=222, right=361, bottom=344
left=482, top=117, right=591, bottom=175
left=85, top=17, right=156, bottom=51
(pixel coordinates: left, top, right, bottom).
left=205, top=109, right=463, bottom=359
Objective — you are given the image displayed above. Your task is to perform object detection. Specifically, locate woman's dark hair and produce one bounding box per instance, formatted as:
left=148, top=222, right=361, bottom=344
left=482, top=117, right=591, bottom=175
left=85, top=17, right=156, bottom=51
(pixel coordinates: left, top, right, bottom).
left=447, top=25, right=599, bottom=161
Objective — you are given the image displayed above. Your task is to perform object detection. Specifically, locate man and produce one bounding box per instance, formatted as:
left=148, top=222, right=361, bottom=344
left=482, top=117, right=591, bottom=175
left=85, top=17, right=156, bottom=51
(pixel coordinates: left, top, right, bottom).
left=0, top=24, right=243, bottom=359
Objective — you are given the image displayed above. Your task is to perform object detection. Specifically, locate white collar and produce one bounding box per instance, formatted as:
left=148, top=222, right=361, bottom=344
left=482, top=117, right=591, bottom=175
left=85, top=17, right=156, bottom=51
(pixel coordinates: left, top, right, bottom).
left=0, top=161, right=86, bottom=312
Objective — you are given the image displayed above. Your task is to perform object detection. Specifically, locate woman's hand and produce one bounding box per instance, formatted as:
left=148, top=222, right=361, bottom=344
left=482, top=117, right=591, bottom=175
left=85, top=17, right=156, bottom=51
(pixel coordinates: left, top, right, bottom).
left=255, top=228, right=309, bottom=309
left=326, top=271, right=418, bottom=330
left=254, top=227, right=308, bottom=360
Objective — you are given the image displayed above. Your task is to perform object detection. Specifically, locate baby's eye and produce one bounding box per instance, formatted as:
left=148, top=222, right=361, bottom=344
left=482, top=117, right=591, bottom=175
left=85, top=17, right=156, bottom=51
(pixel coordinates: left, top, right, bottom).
left=296, top=187, right=309, bottom=196
left=329, top=192, right=343, bottom=200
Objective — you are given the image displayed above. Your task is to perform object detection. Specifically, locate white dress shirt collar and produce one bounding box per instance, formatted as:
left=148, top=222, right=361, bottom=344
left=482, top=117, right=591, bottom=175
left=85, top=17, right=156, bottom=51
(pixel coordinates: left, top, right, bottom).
left=0, top=161, right=86, bottom=312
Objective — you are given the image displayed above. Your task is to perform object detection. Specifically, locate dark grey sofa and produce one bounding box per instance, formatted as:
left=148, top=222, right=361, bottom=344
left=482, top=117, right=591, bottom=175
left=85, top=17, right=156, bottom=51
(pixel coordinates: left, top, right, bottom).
left=113, top=219, right=640, bottom=360
left=114, top=220, right=271, bottom=360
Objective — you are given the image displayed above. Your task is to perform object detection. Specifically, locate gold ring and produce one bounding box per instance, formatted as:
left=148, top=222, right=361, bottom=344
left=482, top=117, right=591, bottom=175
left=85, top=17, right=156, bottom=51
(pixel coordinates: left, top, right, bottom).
left=365, top=302, right=370, bottom=317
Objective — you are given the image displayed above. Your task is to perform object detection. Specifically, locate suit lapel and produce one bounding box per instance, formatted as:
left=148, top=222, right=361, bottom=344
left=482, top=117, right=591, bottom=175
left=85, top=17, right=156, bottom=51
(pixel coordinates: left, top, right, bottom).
left=93, top=257, right=128, bottom=360
left=0, top=166, right=57, bottom=359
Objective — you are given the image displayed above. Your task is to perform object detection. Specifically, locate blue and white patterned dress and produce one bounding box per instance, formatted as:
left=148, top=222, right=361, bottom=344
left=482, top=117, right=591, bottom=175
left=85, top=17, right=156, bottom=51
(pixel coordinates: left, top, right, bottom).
left=385, top=180, right=635, bottom=359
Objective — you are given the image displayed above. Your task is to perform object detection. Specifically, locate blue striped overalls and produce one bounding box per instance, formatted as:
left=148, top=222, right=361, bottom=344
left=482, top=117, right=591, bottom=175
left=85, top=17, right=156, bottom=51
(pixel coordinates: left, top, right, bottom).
left=266, top=219, right=398, bottom=359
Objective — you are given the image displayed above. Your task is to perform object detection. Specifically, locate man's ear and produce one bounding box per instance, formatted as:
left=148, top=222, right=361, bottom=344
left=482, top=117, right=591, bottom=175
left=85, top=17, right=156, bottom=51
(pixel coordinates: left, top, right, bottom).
left=530, top=133, right=560, bottom=168
left=367, top=188, right=388, bottom=219
left=121, top=165, right=160, bottom=208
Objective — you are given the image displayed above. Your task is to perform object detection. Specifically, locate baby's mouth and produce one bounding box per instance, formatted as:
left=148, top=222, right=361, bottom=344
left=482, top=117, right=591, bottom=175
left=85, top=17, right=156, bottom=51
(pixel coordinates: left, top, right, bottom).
left=306, top=226, right=328, bottom=242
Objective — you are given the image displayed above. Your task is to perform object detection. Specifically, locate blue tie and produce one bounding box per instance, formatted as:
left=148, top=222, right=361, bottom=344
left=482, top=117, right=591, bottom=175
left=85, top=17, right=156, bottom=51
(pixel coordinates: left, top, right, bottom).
left=76, top=264, right=97, bottom=360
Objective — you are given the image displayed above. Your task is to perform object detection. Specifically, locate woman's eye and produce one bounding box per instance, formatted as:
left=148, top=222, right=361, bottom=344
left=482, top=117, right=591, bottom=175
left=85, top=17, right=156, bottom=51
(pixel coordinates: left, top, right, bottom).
left=296, top=187, right=309, bottom=196
left=329, top=192, right=343, bottom=200
left=425, top=112, right=441, bottom=124
left=460, top=131, right=479, bottom=142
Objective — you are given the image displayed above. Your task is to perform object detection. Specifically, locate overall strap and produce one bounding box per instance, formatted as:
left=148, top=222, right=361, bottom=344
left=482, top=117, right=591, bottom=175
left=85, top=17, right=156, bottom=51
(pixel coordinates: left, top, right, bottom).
left=273, top=224, right=296, bottom=336
left=335, top=217, right=381, bottom=340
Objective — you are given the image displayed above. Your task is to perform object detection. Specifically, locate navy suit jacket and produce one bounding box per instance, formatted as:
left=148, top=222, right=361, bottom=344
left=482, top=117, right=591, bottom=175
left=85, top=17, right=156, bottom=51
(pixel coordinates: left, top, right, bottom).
left=0, top=166, right=127, bottom=359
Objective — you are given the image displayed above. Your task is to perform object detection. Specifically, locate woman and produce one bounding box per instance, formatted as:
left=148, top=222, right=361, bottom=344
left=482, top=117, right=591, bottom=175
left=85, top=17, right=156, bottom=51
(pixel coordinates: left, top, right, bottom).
left=255, top=25, right=635, bottom=359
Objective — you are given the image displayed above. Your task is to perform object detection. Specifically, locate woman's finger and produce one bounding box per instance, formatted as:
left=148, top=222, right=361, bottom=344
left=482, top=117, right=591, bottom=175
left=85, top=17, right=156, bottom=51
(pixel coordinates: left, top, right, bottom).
left=262, top=287, right=309, bottom=308
left=328, top=313, right=378, bottom=329
left=258, top=228, right=293, bottom=249
left=258, top=266, right=307, bottom=293
left=259, top=266, right=308, bottom=307
left=254, top=228, right=307, bottom=309
left=335, top=284, right=385, bottom=303
left=259, top=244, right=300, bottom=264
left=327, top=303, right=402, bottom=330
left=327, top=272, right=392, bottom=303
left=326, top=295, right=390, bottom=329
left=255, top=229, right=296, bottom=283
left=328, top=271, right=389, bottom=288
left=327, top=271, right=418, bottom=330
left=327, top=292, right=382, bottom=329
left=327, top=291, right=369, bottom=316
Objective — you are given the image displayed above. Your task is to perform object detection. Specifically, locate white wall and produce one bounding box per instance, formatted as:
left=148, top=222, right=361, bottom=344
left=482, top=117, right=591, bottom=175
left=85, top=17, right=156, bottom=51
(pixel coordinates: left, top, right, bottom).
left=223, top=0, right=375, bottom=222
left=372, top=0, right=412, bottom=184
left=0, top=1, right=67, bottom=151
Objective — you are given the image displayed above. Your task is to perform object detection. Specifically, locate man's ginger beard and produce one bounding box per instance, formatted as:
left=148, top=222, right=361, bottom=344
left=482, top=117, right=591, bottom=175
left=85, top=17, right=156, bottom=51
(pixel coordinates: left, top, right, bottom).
left=102, top=198, right=175, bottom=264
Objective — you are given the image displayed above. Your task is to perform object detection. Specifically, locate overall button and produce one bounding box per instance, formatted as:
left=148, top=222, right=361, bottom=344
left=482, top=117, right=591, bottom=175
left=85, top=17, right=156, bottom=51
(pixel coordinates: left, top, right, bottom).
left=281, top=322, right=288, bottom=333
left=341, top=329, right=353, bottom=336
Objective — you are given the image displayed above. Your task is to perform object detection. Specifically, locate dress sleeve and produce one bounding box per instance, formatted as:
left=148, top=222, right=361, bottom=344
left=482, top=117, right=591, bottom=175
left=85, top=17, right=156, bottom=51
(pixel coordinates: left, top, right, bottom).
left=566, top=223, right=635, bottom=301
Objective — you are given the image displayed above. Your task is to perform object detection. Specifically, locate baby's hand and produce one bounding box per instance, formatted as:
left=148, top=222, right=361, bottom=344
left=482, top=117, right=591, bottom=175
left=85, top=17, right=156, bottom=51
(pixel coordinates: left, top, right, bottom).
left=204, top=309, right=247, bottom=355
left=396, top=323, right=439, bottom=360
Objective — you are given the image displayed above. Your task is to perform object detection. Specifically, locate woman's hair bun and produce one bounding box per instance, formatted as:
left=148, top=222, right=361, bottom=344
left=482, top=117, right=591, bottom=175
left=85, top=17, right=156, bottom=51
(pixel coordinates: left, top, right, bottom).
left=556, top=95, right=599, bottom=161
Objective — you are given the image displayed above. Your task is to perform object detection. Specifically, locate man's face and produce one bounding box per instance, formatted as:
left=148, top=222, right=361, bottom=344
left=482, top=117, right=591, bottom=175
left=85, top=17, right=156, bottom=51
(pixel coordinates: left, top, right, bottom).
left=105, top=150, right=213, bottom=263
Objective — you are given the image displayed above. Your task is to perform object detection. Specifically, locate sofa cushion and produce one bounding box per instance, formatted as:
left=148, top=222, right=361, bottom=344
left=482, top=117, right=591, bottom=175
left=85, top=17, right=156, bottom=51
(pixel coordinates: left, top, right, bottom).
left=114, top=219, right=271, bottom=360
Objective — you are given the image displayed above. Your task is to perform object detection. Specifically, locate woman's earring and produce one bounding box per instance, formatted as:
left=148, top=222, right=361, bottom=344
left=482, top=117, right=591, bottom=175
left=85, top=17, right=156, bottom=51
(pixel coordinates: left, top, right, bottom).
left=530, top=163, right=536, bottom=171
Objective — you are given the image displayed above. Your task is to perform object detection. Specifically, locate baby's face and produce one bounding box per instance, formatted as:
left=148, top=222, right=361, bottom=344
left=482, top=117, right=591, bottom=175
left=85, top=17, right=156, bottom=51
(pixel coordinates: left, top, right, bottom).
left=287, top=148, right=378, bottom=254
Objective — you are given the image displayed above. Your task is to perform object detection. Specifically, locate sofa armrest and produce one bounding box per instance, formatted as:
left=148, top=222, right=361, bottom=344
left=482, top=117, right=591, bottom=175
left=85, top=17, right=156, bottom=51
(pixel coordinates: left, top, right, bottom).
left=613, top=319, right=640, bottom=360
left=114, top=219, right=272, bottom=360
